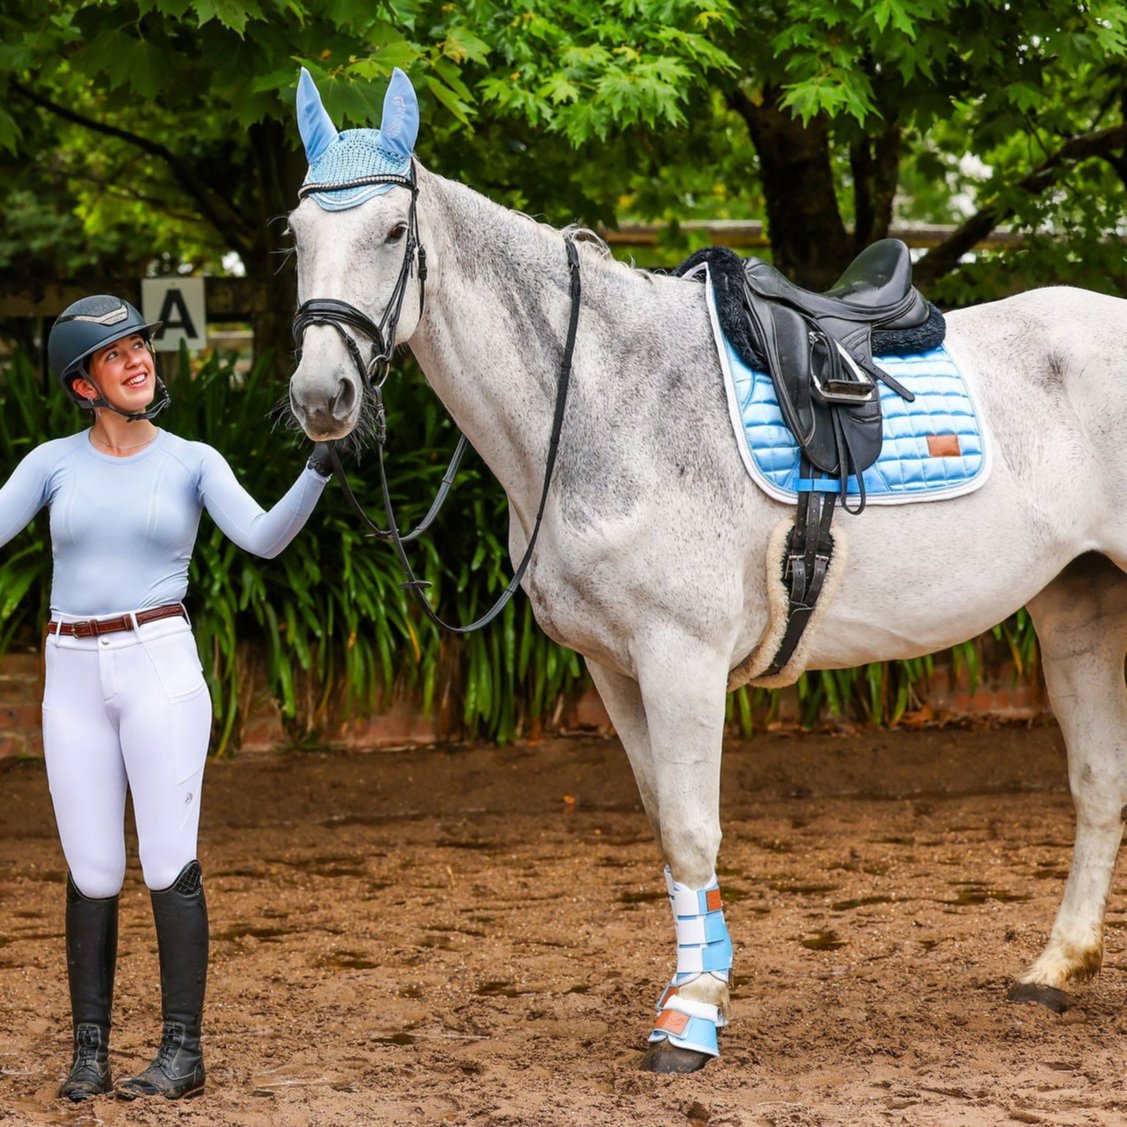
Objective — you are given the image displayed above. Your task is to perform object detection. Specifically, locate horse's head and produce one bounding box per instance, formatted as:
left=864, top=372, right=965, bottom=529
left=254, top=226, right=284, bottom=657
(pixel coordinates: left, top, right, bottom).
left=288, top=67, right=425, bottom=441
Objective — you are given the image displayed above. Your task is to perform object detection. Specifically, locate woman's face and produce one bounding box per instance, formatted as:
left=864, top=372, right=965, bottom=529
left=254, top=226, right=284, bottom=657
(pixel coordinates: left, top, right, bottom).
left=72, top=333, right=157, bottom=413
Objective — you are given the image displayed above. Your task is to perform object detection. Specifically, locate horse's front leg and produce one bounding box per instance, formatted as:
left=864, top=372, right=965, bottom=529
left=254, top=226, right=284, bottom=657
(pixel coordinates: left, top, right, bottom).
left=1011, top=557, right=1127, bottom=1011
left=587, top=659, right=661, bottom=835
left=599, top=640, right=732, bottom=1074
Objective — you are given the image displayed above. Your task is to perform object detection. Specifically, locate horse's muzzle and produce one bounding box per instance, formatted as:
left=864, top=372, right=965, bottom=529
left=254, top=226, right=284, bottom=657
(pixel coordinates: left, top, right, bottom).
left=289, top=375, right=359, bottom=441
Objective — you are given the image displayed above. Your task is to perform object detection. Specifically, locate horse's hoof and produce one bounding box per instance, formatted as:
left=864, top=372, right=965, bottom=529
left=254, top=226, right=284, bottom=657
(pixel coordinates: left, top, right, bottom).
left=1007, top=981, right=1070, bottom=1013
left=639, top=1042, right=713, bottom=1074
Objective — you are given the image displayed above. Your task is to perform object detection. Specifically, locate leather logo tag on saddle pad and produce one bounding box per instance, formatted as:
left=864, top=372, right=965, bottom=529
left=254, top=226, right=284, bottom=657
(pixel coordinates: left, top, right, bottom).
left=927, top=434, right=961, bottom=458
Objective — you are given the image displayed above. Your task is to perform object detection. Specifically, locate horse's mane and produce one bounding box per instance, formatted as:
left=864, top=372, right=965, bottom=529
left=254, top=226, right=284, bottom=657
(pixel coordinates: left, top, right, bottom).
left=427, top=167, right=655, bottom=289
left=511, top=211, right=620, bottom=268
left=559, top=223, right=613, bottom=259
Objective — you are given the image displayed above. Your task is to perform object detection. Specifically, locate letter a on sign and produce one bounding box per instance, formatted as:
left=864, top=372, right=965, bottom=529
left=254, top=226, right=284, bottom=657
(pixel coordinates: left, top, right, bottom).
left=140, top=278, right=207, bottom=352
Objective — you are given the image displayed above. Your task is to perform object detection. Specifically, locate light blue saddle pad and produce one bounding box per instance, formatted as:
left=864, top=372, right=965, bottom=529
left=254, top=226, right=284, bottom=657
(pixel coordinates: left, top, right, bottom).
left=710, top=290, right=992, bottom=506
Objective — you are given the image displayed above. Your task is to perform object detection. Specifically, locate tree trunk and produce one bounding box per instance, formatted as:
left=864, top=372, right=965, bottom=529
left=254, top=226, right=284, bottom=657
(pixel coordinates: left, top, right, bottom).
left=245, top=122, right=307, bottom=381
left=850, top=125, right=902, bottom=250
left=728, top=88, right=852, bottom=290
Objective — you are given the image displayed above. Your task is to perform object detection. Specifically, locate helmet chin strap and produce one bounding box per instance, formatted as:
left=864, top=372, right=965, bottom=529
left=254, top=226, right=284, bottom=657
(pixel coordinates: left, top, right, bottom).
left=78, top=372, right=172, bottom=423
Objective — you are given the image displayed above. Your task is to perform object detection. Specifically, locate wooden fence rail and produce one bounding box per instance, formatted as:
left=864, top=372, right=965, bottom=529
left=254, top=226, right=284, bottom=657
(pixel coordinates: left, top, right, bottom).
left=0, top=223, right=1031, bottom=325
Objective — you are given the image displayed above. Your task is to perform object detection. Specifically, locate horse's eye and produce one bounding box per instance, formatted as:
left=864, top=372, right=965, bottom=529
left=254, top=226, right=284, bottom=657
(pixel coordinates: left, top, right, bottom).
left=387, top=223, right=408, bottom=243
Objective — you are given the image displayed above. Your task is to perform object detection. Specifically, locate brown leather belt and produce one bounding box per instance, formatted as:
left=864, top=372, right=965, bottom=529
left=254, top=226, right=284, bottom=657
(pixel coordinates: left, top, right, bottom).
left=47, top=603, right=187, bottom=639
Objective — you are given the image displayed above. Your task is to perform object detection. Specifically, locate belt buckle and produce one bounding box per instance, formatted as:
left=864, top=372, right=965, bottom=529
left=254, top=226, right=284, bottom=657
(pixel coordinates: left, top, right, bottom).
left=70, top=619, right=97, bottom=638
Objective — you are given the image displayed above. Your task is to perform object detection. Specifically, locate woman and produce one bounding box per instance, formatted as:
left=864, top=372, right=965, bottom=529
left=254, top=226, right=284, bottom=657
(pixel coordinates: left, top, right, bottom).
left=3, top=294, right=332, bottom=1102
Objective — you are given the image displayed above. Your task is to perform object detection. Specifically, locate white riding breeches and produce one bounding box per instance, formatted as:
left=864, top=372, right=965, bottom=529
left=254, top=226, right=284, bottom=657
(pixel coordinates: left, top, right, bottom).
left=42, top=613, right=212, bottom=899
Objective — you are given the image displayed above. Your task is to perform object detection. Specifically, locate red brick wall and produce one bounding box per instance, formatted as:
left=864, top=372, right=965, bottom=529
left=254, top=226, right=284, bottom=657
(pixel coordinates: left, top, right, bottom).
left=0, top=654, right=44, bottom=758
left=0, top=653, right=1048, bottom=759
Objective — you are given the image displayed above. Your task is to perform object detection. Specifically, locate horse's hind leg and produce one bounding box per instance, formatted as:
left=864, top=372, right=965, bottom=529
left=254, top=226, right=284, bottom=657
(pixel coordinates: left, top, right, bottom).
left=1011, top=553, right=1127, bottom=1011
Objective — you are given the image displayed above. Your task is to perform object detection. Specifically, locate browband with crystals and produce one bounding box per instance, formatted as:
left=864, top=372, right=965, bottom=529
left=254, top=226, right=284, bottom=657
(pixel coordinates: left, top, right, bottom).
left=297, top=172, right=415, bottom=199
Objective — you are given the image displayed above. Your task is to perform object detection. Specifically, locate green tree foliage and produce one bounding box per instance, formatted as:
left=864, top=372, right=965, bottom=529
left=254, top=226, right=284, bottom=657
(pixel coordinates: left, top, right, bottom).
left=2, top=1, right=1124, bottom=302
left=0, top=2, right=735, bottom=271
left=0, top=2, right=1120, bottom=742
left=700, top=0, right=1127, bottom=290
left=0, top=0, right=751, bottom=369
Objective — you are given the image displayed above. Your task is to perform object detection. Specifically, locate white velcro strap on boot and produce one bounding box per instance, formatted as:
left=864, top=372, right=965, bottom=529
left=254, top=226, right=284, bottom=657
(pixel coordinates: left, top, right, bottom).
left=664, top=866, right=723, bottom=917
left=676, top=943, right=730, bottom=976
left=662, top=993, right=721, bottom=1024
left=674, top=912, right=730, bottom=946
left=656, top=980, right=729, bottom=1027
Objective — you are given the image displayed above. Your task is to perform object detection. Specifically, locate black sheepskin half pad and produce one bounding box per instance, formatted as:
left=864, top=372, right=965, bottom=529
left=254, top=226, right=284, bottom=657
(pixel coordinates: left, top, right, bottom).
left=671, top=245, right=945, bottom=369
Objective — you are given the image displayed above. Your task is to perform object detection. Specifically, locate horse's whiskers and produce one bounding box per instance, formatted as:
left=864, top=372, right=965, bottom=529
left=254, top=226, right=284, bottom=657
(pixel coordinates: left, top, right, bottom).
left=269, top=393, right=371, bottom=459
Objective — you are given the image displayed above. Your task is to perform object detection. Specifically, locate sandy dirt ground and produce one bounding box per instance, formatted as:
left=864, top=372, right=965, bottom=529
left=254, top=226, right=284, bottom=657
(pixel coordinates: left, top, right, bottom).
left=3, top=721, right=1127, bottom=1127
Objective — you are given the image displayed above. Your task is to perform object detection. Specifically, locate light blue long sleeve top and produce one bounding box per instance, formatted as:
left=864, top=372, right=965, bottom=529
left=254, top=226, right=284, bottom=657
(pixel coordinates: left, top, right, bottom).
left=0, top=429, right=328, bottom=616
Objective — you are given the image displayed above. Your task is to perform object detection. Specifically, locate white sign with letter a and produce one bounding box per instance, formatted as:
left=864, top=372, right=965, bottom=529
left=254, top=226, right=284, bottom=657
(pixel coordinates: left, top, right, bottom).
left=141, top=278, right=207, bottom=352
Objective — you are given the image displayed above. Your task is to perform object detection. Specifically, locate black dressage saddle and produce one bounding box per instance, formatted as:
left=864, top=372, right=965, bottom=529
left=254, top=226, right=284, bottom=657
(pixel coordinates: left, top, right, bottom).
left=677, top=239, right=945, bottom=499
left=675, top=240, right=945, bottom=675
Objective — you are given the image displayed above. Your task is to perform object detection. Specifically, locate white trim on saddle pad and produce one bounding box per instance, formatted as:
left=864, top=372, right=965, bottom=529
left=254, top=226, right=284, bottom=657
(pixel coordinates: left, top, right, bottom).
left=701, top=276, right=994, bottom=507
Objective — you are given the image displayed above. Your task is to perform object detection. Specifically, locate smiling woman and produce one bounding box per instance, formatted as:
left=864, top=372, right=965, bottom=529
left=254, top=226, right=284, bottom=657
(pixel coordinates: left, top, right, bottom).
left=50, top=297, right=169, bottom=430
left=67, top=331, right=165, bottom=455
left=0, top=294, right=334, bottom=1105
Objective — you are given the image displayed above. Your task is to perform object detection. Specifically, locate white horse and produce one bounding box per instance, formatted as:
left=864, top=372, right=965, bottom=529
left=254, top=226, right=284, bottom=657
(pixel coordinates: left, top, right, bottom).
left=286, top=69, right=1127, bottom=1073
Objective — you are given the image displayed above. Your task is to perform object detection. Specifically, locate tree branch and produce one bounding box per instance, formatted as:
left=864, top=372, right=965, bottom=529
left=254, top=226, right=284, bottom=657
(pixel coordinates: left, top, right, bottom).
left=914, top=123, right=1127, bottom=287
left=10, top=80, right=253, bottom=258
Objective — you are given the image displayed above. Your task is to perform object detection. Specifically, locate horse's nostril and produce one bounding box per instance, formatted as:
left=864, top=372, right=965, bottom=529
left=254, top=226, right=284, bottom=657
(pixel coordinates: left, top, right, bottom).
left=330, top=379, right=356, bottom=421
left=288, top=389, right=306, bottom=423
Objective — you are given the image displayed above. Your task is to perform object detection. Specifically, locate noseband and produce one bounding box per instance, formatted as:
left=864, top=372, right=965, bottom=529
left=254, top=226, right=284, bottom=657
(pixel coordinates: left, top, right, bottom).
left=292, top=165, right=426, bottom=395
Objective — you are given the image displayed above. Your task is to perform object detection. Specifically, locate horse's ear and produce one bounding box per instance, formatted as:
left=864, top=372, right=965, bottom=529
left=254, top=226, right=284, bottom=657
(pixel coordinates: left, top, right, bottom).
left=296, top=67, right=338, bottom=164
left=379, top=67, right=419, bottom=158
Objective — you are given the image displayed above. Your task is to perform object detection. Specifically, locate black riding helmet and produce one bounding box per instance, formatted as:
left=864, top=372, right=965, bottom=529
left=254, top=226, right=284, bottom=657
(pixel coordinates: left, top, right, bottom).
left=48, top=295, right=170, bottom=421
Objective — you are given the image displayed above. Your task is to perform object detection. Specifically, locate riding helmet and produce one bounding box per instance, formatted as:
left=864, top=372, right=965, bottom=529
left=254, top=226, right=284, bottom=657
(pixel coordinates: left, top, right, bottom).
left=48, top=295, right=162, bottom=403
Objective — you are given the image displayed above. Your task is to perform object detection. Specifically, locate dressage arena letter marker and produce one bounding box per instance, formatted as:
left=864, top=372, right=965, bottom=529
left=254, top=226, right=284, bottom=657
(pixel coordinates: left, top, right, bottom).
left=141, top=277, right=207, bottom=352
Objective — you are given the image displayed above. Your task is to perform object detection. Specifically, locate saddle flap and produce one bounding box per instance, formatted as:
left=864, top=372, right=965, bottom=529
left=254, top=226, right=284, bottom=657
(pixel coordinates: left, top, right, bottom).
left=742, top=291, right=883, bottom=478
left=743, top=292, right=815, bottom=446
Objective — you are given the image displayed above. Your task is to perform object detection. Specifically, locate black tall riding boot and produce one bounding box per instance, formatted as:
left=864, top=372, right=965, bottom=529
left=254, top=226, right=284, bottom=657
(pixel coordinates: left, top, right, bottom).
left=116, top=861, right=208, bottom=1100
left=58, top=874, right=118, bottom=1101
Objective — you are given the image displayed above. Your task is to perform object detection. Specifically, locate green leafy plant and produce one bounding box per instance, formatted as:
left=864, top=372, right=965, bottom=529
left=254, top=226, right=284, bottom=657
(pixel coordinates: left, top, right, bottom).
left=0, top=345, right=1045, bottom=750
left=0, top=346, right=591, bottom=751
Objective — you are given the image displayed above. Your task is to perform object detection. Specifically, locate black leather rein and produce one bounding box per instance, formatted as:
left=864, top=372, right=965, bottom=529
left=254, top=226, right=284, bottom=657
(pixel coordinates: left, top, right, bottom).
left=292, top=176, right=582, bottom=633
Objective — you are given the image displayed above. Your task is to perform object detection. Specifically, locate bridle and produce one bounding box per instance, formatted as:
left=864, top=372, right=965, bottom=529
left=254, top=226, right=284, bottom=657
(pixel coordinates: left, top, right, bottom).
left=292, top=166, right=426, bottom=393
left=290, top=164, right=583, bottom=634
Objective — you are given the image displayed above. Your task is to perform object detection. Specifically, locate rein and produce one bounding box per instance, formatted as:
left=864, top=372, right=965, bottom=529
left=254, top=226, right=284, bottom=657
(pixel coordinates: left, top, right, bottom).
left=292, top=171, right=582, bottom=633
left=330, top=433, right=470, bottom=545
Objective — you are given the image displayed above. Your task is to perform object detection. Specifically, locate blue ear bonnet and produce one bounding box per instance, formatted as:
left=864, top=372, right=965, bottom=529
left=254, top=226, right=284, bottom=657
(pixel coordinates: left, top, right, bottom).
left=297, top=67, right=419, bottom=212
left=303, top=131, right=411, bottom=211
